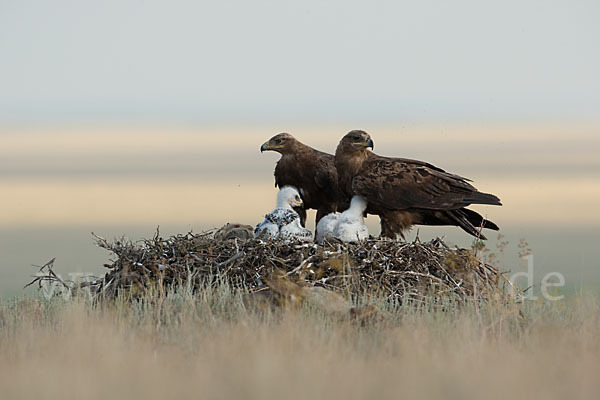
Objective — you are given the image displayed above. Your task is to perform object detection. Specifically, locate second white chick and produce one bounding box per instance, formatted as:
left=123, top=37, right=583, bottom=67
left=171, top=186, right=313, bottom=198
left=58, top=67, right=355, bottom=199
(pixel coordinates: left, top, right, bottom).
left=315, top=212, right=339, bottom=243
left=317, top=196, right=368, bottom=243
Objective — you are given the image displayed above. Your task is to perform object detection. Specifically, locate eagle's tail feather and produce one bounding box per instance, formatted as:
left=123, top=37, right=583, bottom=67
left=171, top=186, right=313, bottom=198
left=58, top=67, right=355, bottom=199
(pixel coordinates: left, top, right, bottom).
left=466, top=191, right=502, bottom=206
left=460, top=208, right=499, bottom=231
left=416, top=208, right=499, bottom=239
left=447, top=208, right=499, bottom=240
left=447, top=210, right=486, bottom=240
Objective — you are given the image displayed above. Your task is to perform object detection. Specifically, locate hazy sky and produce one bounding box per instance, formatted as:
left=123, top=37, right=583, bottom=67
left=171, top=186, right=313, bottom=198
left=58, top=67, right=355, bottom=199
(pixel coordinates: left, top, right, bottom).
left=1, top=0, right=599, bottom=124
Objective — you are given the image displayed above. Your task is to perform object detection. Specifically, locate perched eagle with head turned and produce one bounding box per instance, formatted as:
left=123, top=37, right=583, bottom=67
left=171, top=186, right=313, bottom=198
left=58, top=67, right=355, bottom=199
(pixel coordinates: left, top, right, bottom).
left=334, top=130, right=501, bottom=240
left=261, top=133, right=347, bottom=227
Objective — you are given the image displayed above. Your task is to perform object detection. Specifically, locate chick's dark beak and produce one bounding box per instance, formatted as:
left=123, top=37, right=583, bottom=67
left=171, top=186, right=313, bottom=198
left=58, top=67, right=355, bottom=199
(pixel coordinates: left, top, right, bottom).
left=366, top=138, right=374, bottom=150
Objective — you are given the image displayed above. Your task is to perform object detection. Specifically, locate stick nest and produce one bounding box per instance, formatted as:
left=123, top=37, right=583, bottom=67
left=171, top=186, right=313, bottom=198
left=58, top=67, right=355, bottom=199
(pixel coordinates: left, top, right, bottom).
left=31, top=226, right=502, bottom=303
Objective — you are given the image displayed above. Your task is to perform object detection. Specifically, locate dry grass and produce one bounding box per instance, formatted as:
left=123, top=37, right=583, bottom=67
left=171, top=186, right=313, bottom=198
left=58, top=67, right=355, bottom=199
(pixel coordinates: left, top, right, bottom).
left=1, top=287, right=599, bottom=400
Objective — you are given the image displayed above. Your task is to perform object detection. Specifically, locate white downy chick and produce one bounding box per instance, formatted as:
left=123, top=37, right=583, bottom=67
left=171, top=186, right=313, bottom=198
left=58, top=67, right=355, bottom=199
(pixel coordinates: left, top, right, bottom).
left=333, top=196, right=369, bottom=242
left=254, top=186, right=312, bottom=241
left=316, top=213, right=339, bottom=244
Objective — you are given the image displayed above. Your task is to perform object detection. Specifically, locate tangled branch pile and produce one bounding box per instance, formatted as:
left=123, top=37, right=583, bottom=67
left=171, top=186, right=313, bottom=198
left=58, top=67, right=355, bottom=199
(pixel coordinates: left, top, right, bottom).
left=35, top=226, right=504, bottom=303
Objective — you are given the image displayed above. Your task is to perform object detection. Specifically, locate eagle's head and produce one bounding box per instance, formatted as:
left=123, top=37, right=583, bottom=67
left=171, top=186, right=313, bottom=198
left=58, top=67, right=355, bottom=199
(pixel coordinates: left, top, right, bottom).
left=337, top=130, right=374, bottom=153
left=261, top=133, right=296, bottom=154
left=277, top=186, right=303, bottom=209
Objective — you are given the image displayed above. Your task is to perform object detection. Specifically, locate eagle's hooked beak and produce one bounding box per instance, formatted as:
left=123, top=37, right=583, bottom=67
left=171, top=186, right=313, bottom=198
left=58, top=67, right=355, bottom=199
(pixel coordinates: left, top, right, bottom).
left=296, top=199, right=303, bottom=207
left=260, top=141, right=283, bottom=152
left=353, top=138, right=374, bottom=150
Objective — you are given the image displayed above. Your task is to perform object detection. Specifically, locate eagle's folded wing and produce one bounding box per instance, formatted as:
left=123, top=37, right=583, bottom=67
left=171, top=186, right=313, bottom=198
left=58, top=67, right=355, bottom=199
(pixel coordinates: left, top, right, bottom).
left=352, top=158, right=501, bottom=210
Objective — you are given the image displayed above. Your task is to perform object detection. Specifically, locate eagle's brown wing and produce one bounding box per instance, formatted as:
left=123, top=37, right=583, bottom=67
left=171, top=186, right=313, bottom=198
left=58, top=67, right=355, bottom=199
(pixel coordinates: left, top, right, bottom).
left=314, top=162, right=337, bottom=190
left=352, top=156, right=501, bottom=210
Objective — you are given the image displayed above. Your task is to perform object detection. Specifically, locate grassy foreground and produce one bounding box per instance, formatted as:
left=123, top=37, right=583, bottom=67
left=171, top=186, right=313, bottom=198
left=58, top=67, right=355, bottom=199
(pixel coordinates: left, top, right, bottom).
left=1, top=288, right=599, bottom=400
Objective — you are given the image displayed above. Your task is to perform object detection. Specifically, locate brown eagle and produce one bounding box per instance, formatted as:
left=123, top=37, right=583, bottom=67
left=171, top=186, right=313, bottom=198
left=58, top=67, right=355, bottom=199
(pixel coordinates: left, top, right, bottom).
left=261, top=133, right=347, bottom=227
left=335, top=130, right=501, bottom=240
